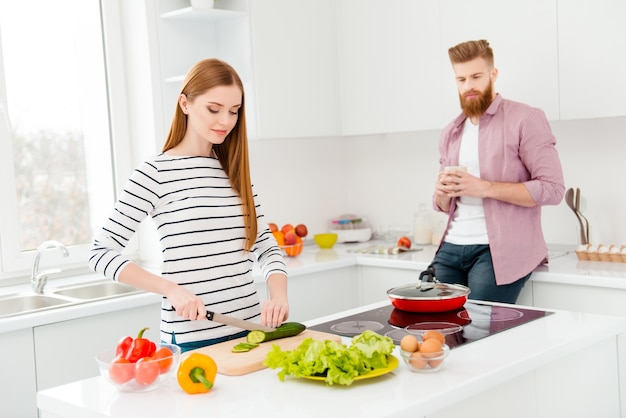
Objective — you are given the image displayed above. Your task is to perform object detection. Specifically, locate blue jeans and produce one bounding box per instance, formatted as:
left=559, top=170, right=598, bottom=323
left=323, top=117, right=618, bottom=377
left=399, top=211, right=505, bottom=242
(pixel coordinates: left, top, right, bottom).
left=167, top=330, right=249, bottom=353
left=431, top=242, right=530, bottom=304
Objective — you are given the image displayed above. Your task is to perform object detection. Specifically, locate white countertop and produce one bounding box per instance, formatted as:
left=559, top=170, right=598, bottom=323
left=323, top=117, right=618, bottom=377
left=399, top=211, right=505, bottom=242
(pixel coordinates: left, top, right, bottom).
left=2, top=240, right=626, bottom=334
left=37, top=299, right=626, bottom=418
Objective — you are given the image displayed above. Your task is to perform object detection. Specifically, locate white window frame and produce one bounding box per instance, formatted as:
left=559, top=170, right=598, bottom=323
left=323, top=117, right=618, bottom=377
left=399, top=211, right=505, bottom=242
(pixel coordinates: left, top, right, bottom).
left=0, top=0, right=137, bottom=281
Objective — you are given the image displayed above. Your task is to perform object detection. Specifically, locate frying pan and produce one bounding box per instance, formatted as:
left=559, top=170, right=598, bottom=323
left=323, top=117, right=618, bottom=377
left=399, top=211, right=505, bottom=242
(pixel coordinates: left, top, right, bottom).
left=387, top=265, right=470, bottom=313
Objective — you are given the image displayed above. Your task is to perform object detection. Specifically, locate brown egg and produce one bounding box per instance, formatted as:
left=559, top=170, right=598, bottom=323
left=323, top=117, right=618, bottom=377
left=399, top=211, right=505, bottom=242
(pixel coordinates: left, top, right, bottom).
left=419, top=338, right=443, bottom=358
left=422, top=330, right=445, bottom=345
left=409, top=351, right=428, bottom=369
left=428, top=358, right=444, bottom=368
left=400, top=334, right=419, bottom=352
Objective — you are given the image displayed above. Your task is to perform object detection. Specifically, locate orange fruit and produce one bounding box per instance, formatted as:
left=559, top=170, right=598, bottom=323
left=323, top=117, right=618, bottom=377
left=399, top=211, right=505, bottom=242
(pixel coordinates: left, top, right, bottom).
left=272, top=231, right=285, bottom=246
left=281, top=224, right=294, bottom=234
left=422, top=330, right=445, bottom=345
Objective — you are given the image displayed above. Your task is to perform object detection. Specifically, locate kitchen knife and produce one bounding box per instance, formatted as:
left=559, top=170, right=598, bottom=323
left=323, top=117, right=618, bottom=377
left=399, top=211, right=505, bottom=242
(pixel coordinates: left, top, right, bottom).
left=206, top=310, right=275, bottom=332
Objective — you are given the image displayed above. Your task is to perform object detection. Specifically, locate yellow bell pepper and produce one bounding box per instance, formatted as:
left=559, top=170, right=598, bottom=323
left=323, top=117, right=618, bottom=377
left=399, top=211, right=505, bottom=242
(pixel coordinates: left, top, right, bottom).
left=177, top=353, right=217, bottom=394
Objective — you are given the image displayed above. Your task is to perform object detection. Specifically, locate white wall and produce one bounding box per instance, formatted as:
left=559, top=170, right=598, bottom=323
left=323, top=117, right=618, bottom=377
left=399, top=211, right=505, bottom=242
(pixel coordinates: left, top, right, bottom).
left=250, top=116, right=626, bottom=248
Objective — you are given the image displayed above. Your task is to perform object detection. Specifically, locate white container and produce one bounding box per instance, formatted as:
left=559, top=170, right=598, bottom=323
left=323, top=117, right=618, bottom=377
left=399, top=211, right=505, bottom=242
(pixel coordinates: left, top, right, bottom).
left=330, top=227, right=372, bottom=243
left=413, top=204, right=433, bottom=245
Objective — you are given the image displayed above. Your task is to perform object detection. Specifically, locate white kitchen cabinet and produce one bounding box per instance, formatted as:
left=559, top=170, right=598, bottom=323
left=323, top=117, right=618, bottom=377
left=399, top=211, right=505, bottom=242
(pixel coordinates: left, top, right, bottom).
left=429, top=336, right=621, bottom=418
left=439, top=0, right=560, bottom=121
left=336, top=0, right=445, bottom=135
left=151, top=0, right=340, bottom=140
left=283, top=267, right=358, bottom=323
left=532, top=281, right=626, bottom=317
left=557, top=0, right=626, bottom=119
left=248, top=0, right=341, bottom=139
left=357, top=265, right=419, bottom=306
left=148, top=0, right=253, bottom=140
left=33, top=303, right=161, bottom=391
left=1, top=328, right=37, bottom=418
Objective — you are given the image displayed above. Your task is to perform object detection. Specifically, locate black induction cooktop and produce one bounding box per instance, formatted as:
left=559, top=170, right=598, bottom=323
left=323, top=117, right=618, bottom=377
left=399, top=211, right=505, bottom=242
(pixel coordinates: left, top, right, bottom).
left=309, top=302, right=551, bottom=349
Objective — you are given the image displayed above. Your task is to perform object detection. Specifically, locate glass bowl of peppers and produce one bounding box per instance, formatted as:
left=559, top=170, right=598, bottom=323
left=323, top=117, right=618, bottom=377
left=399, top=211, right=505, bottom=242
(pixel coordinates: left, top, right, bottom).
left=95, top=327, right=181, bottom=392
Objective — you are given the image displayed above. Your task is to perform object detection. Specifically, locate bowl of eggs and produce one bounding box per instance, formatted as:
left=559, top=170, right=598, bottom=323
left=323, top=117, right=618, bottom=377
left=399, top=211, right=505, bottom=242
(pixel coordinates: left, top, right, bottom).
left=399, top=330, right=450, bottom=373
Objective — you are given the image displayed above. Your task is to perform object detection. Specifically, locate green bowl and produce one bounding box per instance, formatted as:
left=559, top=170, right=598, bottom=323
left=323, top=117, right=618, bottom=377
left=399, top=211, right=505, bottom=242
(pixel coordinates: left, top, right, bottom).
left=314, top=233, right=338, bottom=249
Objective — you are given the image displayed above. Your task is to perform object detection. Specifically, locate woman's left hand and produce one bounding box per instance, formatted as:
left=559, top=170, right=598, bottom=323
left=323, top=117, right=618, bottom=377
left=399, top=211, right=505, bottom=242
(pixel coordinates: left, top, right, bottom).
left=261, top=298, right=289, bottom=329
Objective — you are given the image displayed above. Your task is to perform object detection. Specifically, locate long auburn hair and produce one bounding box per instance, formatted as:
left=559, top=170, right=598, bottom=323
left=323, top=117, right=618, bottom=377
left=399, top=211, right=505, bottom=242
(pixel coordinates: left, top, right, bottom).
left=162, top=58, right=257, bottom=251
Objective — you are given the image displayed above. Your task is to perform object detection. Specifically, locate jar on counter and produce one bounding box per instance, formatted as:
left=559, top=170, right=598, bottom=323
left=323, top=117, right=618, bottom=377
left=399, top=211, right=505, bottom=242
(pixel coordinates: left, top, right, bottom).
left=413, top=204, right=433, bottom=245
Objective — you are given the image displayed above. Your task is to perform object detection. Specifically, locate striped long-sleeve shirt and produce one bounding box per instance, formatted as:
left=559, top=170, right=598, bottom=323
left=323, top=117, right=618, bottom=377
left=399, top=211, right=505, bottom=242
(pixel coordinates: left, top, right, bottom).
left=88, top=154, right=287, bottom=344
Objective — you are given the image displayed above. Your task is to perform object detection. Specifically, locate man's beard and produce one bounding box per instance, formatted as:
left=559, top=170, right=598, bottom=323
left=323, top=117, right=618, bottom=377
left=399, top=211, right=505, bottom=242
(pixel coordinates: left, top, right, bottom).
left=459, top=82, right=494, bottom=119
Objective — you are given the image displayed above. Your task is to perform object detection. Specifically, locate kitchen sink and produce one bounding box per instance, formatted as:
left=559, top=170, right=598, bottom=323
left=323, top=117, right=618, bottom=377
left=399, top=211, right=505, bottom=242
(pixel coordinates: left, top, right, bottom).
left=0, top=294, right=75, bottom=318
left=51, top=280, right=141, bottom=300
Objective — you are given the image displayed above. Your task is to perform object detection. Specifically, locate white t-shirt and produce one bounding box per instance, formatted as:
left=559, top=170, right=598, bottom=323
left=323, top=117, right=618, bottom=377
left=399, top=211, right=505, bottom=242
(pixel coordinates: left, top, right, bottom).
left=444, top=119, right=489, bottom=245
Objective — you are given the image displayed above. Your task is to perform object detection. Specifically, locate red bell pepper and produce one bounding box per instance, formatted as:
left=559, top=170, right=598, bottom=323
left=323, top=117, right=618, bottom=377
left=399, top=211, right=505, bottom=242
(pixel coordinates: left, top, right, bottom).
left=125, top=327, right=157, bottom=363
left=115, top=335, right=133, bottom=358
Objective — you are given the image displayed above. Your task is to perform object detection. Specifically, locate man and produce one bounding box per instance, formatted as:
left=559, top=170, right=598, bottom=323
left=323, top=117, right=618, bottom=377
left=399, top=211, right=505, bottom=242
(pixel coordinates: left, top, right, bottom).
left=432, top=39, right=565, bottom=304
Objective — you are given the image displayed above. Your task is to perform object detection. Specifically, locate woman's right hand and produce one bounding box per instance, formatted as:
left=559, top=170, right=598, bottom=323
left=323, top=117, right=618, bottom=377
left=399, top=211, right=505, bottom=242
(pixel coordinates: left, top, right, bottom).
left=166, top=283, right=207, bottom=320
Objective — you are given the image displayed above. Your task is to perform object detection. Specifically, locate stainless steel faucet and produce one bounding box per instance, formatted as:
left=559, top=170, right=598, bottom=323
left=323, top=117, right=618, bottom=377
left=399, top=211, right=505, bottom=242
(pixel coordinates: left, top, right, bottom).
left=31, top=240, right=69, bottom=293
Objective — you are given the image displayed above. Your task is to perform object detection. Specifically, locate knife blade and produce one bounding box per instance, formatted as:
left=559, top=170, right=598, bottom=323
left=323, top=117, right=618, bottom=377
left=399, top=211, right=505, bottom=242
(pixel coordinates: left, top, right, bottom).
left=206, top=310, right=275, bottom=332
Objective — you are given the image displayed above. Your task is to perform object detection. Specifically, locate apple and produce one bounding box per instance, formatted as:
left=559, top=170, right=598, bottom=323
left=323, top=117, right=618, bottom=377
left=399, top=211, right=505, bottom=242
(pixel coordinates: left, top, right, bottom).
left=284, top=231, right=298, bottom=246
left=397, top=236, right=412, bottom=249
left=281, top=224, right=294, bottom=234
left=268, top=223, right=278, bottom=233
left=295, top=224, right=308, bottom=238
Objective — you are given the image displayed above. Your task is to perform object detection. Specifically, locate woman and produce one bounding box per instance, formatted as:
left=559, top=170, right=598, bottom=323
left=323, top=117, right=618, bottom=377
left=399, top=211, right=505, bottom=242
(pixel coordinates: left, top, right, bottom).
left=89, top=59, right=289, bottom=352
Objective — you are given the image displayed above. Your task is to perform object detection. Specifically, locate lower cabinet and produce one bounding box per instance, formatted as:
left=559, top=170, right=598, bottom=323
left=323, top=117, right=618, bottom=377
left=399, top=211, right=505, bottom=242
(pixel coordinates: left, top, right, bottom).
left=1, top=328, right=37, bottom=418
left=532, top=281, right=626, bottom=317
left=34, top=303, right=161, bottom=392
left=428, top=336, right=621, bottom=418
left=256, top=266, right=359, bottom=323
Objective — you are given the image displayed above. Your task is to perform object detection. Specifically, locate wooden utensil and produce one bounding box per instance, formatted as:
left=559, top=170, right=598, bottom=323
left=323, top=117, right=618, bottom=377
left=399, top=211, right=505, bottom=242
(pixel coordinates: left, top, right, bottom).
left=575, top=188, right=590, bottom=244
left=565, top=188, right=587, bottom=244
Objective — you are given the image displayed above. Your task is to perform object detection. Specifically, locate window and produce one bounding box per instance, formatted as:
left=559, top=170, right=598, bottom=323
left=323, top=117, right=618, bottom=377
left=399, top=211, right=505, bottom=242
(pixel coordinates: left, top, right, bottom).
left=0, top=0, right=128, bottom=279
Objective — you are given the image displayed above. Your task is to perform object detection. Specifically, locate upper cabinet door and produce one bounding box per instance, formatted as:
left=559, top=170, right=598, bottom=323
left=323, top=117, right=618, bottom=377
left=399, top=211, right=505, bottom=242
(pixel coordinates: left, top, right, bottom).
left=336, top=0, right=445, bottom=136
left=558, top=0, right=626, bottom=120
left=439, top=0, right=560, bottom=121
left=249, top=0, right=340, bottom=139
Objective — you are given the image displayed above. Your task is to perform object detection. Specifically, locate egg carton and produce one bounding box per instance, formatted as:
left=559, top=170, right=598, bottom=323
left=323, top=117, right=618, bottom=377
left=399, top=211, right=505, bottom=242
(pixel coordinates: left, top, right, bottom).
left=575, top=244, right=626, bottom=262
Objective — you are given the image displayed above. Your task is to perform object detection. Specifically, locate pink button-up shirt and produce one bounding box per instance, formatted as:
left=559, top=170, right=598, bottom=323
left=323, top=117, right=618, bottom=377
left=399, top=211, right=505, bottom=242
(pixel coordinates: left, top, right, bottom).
left=434, top=95, right=565, bottom=285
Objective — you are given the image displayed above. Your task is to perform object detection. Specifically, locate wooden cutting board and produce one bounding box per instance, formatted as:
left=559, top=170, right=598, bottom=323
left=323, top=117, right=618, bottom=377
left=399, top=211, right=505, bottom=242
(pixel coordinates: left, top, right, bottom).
left=190, top=329, right=342, bottom=376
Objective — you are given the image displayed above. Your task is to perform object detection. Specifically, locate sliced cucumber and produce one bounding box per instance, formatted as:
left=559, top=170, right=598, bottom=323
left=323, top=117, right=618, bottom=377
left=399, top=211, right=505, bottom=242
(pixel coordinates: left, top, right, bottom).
left=246, top=322, right=306, bottom=344
left=232, top=342, right=259, bottom=353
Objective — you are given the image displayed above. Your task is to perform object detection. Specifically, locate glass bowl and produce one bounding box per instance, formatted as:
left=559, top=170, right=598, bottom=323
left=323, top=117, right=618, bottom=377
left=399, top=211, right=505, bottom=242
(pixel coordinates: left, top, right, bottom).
left=405, top=321, right=463, bottom=337
left=400, top=344, right=450, bottom=373
left=95, top=343, right=181, bottom=392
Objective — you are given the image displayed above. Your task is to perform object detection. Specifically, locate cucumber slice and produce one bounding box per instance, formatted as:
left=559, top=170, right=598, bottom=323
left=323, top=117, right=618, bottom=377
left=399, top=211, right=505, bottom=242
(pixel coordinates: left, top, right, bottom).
left=232, top=342, right=259, bottom=353
left=246, top=322, right=306, bottom=344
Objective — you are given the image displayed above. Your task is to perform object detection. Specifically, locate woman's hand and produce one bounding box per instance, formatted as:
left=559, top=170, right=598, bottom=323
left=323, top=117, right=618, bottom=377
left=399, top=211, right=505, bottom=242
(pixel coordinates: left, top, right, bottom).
left=166, top=283, right=207, bottom=321
left=261, top=297, right=289, bottom=329
left=263, top=273, right=289, bottom=328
